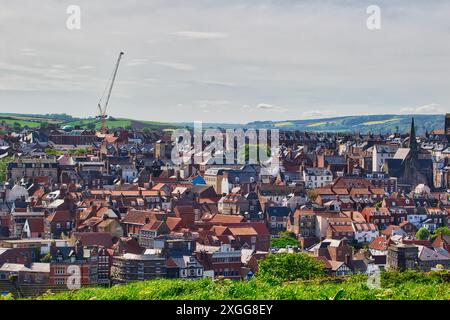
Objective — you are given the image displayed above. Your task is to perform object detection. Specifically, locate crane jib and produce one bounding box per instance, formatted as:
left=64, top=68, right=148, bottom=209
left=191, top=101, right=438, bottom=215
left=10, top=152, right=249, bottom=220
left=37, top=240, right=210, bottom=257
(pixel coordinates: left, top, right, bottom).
left=97, top=51, right=124, bottom=133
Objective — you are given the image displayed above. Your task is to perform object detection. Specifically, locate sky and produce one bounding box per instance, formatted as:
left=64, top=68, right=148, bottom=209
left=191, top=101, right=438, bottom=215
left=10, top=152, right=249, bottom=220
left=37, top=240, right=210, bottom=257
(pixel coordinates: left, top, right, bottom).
left=0, top=0, right=449, bottom=123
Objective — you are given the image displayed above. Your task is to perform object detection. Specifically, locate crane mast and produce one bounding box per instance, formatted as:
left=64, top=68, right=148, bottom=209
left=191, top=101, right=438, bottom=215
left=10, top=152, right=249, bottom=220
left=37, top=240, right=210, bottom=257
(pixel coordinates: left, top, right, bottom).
left=98, top=51, right=124, bottom=134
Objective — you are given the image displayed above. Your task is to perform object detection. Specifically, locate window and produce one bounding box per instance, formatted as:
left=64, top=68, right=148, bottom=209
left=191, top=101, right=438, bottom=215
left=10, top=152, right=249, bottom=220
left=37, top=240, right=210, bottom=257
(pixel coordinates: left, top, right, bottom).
left=55, top=278, right=66, bottom=285
left=55, top=266, right=65, bottom=274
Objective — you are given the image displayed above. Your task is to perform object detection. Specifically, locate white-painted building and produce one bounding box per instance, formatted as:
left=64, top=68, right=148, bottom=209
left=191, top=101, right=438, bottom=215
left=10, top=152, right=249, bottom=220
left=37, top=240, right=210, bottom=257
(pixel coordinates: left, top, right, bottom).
left=407, top=212, right=428, bottom=229
left=352, top=222, right=379, bottom=243
left=6, top=184, right=29, bottom=202
left=372, top=144, right=398, bottom=172
left=302, top=167, right=333, bottom=188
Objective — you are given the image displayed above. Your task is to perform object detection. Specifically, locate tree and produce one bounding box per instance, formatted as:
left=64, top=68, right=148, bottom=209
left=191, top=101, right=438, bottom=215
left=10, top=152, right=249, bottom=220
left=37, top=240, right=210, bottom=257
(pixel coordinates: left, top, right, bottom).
left=415, top=227, right=430, bottom=240
left=13, top=122, right=21, bottom=131
left=87, top=123, right=96, bottom=130
left=72, top=148, right=88, bottom=156
left=434, top=226, right=450, bottom=236
left=306, top=189, right=318, bottom=202
left=0, top=156, right=12, bottom=182
left=271, top=231, right=299, bottom=248
left=258, top=252, right=326, bottom=281
left=40, top=252, right=51, bottom=263
left=45, top=148, right=61, bottom=156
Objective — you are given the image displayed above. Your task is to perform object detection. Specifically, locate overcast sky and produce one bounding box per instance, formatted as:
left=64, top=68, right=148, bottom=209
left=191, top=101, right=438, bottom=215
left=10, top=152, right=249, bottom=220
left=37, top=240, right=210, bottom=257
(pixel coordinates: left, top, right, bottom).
left=1, top=0, right=449, bottom=123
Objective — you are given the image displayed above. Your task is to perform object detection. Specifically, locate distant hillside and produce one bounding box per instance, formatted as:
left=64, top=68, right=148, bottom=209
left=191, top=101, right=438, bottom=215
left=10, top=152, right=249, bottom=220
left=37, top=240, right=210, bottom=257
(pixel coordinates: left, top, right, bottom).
left=243, top=114, right=445, bottom=134
left=0, top=113, right=445, bottom=134
left=0, top=113, right=178, bottom=131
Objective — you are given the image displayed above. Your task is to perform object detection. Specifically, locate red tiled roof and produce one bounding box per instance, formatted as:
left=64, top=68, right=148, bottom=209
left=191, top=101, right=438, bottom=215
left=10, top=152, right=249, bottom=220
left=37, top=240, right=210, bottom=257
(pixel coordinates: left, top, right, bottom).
left=46, top=211, right=72, bottom=222
left=350, top=188, right=371, bottom=195
left=333, top=188, right=349, bottom=195
left=72, top=232, right=113, bottom=248
left=329, top=225, right=354, bottom=233
left=229, top=226, right=258, bottom=236
left=122, top=210, right=154, bottom=225
left=142, top=220, right=164, bottom=231
left=369, top=236, right=392, bottom=251
left=353, top=222, right=377, bottom=232
left=361, top=207, right=390, bottom=218
left=210, top=214, right=244, bottom=224
left=165, top=217, right=182, bottom=231
left=26, top=217, right=44, bottom=233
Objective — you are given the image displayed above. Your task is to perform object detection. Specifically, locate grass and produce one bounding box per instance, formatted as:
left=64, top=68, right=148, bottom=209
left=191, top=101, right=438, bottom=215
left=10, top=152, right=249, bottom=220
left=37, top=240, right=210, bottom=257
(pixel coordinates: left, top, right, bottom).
left=62, top=118, right=131, bottom=129
left=0, top=156, right=12, bottom=182
left=0, top=114, right=62, bottom=123
left=271, top=232, right=300, bottom=248
left=62, top=118, right=176, bottom=130
left=306, top=121, right=329, bottom=127
left=274, top=121, right=295, bottom=127
left=362, top=118, right=400, bottom=125
left=25, top=271, right=450, bottom=300
left=0, top=118, right=42, bottom=128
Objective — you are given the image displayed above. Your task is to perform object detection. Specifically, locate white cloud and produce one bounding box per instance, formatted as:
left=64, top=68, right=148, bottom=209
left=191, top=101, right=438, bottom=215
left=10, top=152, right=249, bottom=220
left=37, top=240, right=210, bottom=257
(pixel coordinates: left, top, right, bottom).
left=256, top=103, right=287, bottom=112
left=19, top=48, right=37, bottom=56
left=1, top=1, right=450, bottom=122
left=155, top=61, right=195, bottom=71
left=302, top=110, right=338, bottom=118
left=126, top=58, right=149, bottom=66
left=400, top=103, right=443, bottom=114
left=171, top=31, right=229, bottom=40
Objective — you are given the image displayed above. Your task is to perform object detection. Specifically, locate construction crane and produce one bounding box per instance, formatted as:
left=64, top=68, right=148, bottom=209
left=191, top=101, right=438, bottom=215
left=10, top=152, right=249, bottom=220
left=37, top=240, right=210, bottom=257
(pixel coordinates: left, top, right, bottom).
left=97, top=51, right=124, bottom=133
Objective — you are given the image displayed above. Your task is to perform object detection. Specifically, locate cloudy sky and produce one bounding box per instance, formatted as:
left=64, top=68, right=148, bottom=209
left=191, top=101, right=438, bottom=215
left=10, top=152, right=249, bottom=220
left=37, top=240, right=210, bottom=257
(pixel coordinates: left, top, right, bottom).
left=1, top=0, right=449, bottom=123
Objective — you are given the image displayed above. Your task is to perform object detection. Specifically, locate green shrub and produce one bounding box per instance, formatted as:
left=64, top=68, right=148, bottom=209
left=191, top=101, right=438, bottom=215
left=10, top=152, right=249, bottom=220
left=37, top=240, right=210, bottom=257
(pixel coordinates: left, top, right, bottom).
left=257, top=253, right=326, bottom=281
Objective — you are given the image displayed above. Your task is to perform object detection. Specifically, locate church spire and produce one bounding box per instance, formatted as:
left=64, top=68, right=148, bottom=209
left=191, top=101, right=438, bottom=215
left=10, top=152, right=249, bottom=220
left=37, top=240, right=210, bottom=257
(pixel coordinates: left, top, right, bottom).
left=409, top=117, right=417, bottom=151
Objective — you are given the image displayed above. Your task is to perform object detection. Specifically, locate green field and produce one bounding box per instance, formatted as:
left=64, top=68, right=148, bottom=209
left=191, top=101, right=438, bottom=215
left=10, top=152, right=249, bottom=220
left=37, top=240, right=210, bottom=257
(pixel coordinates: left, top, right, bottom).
left=274, top=121, right=295, bottom=127
left=0, top=118, right=43, bottom=128
left=62, top=118, right=131, bottom=129
left=0, top=113, right=176, bottom=131
left=14, top=271, right=449, bottom=301
left=362, top=118, right=400, bottom=125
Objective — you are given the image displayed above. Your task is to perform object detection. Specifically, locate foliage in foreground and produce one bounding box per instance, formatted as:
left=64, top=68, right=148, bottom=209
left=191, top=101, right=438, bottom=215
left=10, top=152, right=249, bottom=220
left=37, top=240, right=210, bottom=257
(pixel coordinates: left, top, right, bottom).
left=32, top=270, right=450, bottom=300
left=270, top=232, right=300, bottom=249
left=258, top=253, right=326, bottom=281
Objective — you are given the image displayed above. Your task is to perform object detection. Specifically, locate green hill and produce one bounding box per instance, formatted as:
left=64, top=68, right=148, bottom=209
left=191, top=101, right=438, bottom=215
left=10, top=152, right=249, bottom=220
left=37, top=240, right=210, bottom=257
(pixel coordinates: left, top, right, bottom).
left=0, top=113, right=445, bottom=134
left=245, top=114, right=445, bottom=134
left=0, top=113, right=177, bottom=131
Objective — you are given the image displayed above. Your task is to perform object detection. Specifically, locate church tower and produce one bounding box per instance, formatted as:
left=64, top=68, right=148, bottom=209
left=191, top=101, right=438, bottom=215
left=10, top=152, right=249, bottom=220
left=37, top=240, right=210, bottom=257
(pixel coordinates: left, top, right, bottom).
left=409, top=117, right=417, bottom=151
left=408, top=117, right=417, bottom=155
